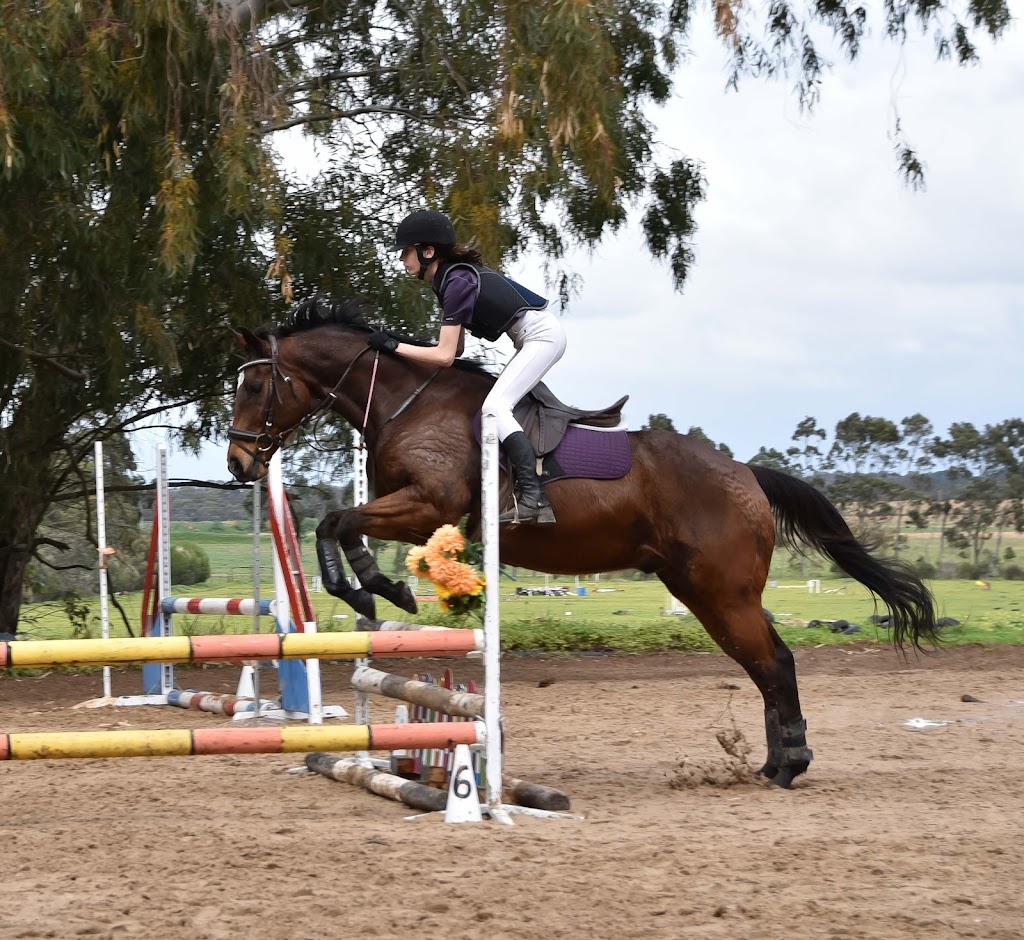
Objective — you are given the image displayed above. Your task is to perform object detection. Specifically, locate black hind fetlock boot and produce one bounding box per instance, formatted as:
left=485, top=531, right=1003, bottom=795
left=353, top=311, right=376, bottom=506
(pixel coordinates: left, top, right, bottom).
left=497, top=431, right=556, bottom=526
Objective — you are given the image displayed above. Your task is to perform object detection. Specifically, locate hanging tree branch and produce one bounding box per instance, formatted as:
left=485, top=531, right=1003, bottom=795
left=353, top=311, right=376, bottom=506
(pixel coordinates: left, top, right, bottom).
left=225, top=0, right=317, bottom=33
left=0, top=337, right=87, bottom=383
left=259, top=105, right=472, bottom=134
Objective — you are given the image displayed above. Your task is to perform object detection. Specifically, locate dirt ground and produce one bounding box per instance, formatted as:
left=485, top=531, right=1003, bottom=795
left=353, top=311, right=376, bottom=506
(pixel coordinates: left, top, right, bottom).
left=2, top=644, right=1023, bottom=940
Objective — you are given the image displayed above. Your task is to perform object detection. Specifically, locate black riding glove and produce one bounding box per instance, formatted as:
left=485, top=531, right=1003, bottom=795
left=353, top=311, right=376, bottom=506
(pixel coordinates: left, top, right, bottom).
left=367, top=330, right=400, bottom=353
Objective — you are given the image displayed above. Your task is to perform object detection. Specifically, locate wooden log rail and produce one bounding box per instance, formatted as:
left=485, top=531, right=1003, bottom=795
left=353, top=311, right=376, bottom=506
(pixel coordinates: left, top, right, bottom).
left=351, top=665, right=485, bottom=719
left=306, top=752, right=572, bottom=813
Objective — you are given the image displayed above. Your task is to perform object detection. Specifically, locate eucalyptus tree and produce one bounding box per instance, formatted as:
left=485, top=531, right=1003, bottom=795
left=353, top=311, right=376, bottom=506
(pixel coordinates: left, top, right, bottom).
left=684, top=426, right=733, bottom=458
left=786, top=416, right=829, bottom=485
left=930, top=421, right=1022, bottom=576
left=984, top=419, right=1024, bottom=568
left=889, top=413, right=936, bottom=559
left=642, top=414, right=678, bottom=432
left=0, top=0, right=1012, bottom=633
left=0, top=3, right=278, bottom=633
left=824, top=413, right=901, bottom=539
left=748, top=446, right=793, bottom=472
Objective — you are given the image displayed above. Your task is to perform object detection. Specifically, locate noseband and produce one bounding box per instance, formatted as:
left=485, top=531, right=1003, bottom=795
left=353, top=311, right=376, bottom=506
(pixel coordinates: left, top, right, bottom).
left=227, top=334, right=372, bottom=469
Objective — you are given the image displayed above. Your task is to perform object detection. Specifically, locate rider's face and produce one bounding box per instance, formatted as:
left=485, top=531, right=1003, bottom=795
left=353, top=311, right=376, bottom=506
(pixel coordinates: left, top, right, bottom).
left=400, top=244, right=435, bottom=277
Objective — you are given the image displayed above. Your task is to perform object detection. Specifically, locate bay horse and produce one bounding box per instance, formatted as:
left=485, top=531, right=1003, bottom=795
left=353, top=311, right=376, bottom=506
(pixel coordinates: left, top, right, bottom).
left=226, top=301, right=939, bottom=789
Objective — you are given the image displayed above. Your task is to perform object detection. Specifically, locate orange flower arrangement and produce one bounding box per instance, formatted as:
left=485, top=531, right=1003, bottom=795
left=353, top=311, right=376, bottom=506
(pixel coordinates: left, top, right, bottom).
left=406, top=524, right=485, bottom=616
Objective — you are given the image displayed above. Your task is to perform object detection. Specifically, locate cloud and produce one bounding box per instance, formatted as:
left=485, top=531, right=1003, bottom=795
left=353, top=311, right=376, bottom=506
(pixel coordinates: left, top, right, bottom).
left=506, top=15, right=1024, bottom=460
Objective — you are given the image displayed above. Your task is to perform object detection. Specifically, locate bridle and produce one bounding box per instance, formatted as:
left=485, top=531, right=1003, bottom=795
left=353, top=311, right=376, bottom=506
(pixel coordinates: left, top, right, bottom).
left=227, top=332, right=443, bottom=471
left=226, top=334, right=373, bottom=470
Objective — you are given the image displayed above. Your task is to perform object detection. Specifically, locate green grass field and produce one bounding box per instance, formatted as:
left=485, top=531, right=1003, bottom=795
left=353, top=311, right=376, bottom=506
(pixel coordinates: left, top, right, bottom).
left=16, top=522, right=1024, bottom=653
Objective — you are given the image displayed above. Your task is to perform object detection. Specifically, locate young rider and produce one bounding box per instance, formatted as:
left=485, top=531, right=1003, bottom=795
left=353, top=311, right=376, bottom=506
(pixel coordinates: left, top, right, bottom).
left=368, top=209, right=565, bottom=525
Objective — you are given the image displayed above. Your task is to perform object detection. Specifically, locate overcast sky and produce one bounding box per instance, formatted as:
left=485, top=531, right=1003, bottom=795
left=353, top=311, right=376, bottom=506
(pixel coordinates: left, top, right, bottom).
left=144, top=12, right=1023, bottom=480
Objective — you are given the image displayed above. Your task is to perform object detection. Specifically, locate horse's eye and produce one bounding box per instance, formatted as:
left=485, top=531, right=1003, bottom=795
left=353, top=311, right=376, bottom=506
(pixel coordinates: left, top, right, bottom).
left=236, top=373, right=262, bottom=395
left=236, top=366, right=266, bottom=397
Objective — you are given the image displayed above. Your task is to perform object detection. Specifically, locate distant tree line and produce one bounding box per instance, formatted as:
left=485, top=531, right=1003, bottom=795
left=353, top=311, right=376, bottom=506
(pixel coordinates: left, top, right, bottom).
left=746, top=413, right=1021, bottom=580
left=645, top=412, right=1024, bottom=580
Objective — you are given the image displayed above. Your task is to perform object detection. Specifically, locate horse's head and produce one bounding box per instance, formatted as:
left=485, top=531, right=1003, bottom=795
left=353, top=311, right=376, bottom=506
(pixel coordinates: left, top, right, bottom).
left=226, top=327, right=321, bottom=481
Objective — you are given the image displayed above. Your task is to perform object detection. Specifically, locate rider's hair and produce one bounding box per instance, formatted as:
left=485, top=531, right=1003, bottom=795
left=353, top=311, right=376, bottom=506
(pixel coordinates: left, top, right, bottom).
left=436, top=243, right=483, bottom=265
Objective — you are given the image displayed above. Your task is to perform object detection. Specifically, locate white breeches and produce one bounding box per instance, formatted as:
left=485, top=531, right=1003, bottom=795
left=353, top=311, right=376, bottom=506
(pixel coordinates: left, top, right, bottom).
left=484, top=309, right=567, bottom=442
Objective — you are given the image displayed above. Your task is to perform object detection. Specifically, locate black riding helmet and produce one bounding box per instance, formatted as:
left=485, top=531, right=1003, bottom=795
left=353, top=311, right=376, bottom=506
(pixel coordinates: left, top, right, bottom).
left=393, top=210, right=457, bottom=279
left=392, top=210, right=457, bottom=251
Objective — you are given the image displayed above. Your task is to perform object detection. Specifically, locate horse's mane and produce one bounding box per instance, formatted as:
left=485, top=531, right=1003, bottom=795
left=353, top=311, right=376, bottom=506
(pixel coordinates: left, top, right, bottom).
left=254, top=296, right=496, bottom=377
left=256, top=297, right=371, bottom=338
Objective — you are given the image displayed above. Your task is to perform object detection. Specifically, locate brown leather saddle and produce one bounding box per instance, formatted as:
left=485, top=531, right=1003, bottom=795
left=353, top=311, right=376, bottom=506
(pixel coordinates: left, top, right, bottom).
left=513, top=382, right=628, bottom=456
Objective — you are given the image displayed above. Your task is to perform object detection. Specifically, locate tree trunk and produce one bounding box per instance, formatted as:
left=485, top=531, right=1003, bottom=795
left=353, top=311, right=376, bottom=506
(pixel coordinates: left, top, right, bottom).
left=936, top=507, right=949, bottom=569
left=994, top=504, right=1006, bottom=571
left=0, top=382, right=72, bottom=634
left=893, top=502, right=905, bottom=559
left=0, top=487, right=49, bottom=635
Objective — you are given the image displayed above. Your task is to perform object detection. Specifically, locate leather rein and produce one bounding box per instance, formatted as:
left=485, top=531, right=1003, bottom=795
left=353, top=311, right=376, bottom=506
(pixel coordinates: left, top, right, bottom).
left=226, top=334, right=440, bottom=469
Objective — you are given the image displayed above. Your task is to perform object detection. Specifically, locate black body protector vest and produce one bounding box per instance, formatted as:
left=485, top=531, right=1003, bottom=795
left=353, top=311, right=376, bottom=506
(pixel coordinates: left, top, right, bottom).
left=433, top=261, right=548, bottom=342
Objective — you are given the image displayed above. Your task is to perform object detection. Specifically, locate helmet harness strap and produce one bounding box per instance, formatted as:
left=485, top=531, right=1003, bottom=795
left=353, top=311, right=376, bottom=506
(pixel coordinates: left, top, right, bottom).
left=414, top=244, right=433, bottom=280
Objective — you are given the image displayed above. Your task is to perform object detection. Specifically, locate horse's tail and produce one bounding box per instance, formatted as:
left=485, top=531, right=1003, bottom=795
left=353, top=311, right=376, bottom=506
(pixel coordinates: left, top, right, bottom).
left=749, top=464, right=939, bottom=650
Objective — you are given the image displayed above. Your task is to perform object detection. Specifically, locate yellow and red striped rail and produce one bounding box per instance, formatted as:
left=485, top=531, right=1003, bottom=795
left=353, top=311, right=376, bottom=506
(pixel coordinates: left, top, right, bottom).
left=0, top=721, right=485, bottom=761
left=0, top=629, right=483, bottom=669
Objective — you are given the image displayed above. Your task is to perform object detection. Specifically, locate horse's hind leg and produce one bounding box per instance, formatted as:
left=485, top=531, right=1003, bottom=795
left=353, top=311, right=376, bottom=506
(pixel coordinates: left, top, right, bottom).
left=661, top=577, right=812, bottom=788
left=752, top=620, right=812, bottom=788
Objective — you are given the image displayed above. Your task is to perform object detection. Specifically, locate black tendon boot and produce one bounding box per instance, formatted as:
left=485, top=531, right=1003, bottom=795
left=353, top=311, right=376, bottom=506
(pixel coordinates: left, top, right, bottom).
left=497, top=431, right=556, bottom=525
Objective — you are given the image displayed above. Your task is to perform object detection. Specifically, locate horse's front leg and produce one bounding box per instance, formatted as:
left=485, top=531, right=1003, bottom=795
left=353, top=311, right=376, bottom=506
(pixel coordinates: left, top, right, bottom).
left=314, top=514, right=379, bottom=619
left=315, top=488, right=456, bottom=621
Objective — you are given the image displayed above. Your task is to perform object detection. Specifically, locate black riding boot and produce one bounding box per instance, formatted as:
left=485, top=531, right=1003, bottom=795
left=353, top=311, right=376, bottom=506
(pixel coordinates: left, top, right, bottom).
left=497, top=431, right=556, bottom=525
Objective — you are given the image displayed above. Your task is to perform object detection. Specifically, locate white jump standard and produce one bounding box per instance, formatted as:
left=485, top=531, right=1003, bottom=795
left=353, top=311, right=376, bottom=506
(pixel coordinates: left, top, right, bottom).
left=305, top=409, right=577, bottom=824
left=118, top=443, right=343, bottom=722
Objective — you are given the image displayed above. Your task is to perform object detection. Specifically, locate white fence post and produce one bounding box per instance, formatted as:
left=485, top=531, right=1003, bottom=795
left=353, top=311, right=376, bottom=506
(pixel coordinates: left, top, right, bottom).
left=480, top=409, right=508, bottom=823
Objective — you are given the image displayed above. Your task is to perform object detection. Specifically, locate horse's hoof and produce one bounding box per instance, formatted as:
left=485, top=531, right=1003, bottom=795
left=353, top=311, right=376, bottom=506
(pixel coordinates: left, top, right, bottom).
left=392, top=581, right=418, bottom=614
left=346, top=589, right=377, bottom=621
left=769, top=764, right=808, bottom=790
left=756, top=763, right=779, bottom=780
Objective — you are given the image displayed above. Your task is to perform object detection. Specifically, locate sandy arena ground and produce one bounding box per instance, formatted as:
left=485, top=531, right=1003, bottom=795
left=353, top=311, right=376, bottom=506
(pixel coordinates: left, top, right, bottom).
left=2, top=644, right=1023, bottom=940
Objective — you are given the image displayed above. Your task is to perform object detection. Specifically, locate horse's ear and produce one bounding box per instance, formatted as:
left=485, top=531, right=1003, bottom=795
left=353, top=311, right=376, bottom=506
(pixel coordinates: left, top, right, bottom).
left=231, top=327, right=265, bottom=356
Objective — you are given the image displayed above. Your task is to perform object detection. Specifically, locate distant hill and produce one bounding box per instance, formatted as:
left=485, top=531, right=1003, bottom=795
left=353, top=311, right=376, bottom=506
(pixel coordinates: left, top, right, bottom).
left=142, top=486, right=250, bottom=523
left=143, top=481, right=347, bottom=523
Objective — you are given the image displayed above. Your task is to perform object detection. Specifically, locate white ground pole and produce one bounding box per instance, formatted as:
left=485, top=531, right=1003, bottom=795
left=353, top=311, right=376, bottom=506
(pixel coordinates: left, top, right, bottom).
left=94, top=442, right=112, bottom=700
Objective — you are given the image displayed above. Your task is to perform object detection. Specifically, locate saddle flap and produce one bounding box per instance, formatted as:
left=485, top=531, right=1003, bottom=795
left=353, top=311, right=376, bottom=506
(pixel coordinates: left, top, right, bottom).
left=513, top=382, right=628, bottom=456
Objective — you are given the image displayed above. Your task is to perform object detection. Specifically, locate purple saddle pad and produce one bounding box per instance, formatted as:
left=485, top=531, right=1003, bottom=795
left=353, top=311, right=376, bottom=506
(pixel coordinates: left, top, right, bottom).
left=474, top=418, right=632, bottom=483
